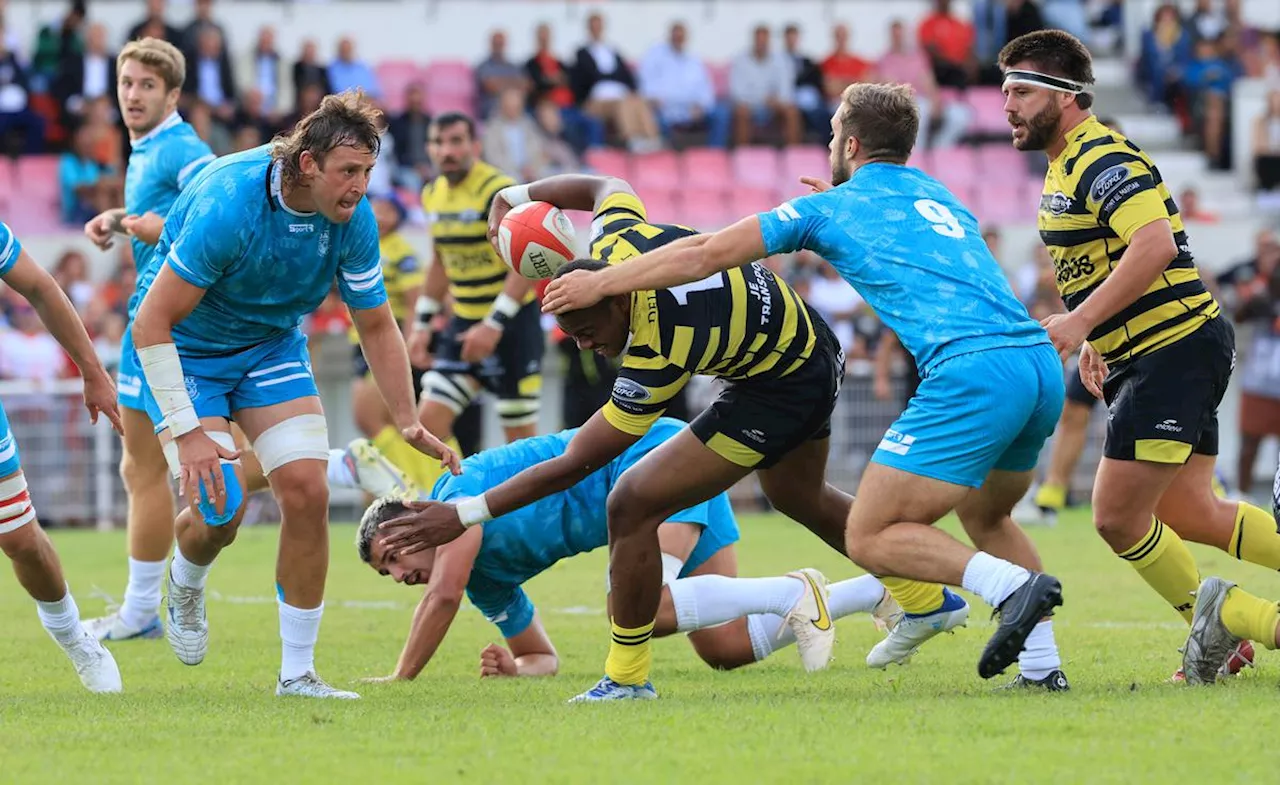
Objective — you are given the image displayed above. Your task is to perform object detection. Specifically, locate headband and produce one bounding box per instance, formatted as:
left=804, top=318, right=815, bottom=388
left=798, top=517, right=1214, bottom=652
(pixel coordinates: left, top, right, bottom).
left=1002, top=68, right=1093, bottom=96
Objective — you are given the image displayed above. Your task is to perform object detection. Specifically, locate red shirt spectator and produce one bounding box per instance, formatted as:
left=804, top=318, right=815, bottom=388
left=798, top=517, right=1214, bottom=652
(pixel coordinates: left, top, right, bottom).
left=918, top=1, right=975, bottom=66
left=820, top=24, right=874, bottom=99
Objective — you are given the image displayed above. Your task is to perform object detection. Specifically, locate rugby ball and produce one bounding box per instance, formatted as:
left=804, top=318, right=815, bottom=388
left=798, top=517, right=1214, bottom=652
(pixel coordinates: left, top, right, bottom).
left=496, top=201, right=577, bottom=280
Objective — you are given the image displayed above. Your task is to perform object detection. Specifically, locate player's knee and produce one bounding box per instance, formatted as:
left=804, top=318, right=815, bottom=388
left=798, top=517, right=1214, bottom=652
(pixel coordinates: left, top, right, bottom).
left=275, top=468, right=329, bottom=519
left=0, top=518, right=42, bottom=561
left=1091, top=508, right=1147, bottom=551
left=689, top=632, right=755, bottom=671
left=120, top=448, right=170, bottom=494
left=605, top=478, right=658, bottom=540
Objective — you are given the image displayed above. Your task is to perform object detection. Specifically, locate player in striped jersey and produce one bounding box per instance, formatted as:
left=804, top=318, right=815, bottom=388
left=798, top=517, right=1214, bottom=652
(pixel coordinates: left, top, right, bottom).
left=1000, top=30, right=1280, bottom=682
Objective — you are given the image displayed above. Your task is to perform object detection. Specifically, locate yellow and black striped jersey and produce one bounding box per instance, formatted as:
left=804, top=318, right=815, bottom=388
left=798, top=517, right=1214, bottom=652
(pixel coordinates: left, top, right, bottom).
left=348, top=231, right=423, bottom=344
left=1039, top=115, right=1219, bottom=366
left=595, top=193, right=817, bottom=435
left=422, top=161, right=531, bottom=320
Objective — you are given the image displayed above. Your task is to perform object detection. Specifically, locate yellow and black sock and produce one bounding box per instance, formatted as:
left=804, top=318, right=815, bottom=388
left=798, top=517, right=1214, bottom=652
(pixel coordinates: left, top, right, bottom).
left=605, top=619, right=655, bottom=686
left=1220, top=587, right=1280, bottom=650
left=372, top=425, right=458, bottom=490
left=1227, top=502, right=1280, bottom=571
left=878, top=577, right=946, bottom=616
left=1118, top=518, right=1199, bottom=624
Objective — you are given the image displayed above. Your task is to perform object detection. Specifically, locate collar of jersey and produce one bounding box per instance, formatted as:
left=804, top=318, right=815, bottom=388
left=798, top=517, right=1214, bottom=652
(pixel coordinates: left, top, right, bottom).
left=270, top=161, right=317, bottom=218
left=1051, top=115, right=1103, bottom=165
left=130, top=111, right=182, bottom=148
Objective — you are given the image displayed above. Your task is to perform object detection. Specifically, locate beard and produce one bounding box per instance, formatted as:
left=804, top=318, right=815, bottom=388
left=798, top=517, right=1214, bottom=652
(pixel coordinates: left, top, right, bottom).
left=1012, top=100, right=1062, bottom=151
left=830, top=141, right=853, bottom=186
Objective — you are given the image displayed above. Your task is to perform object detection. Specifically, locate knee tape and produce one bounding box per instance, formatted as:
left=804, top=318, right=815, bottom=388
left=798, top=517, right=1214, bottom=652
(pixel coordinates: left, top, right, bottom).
left=162, top=431, right=242, bottom=527
left=252, top=414, right=330, bottom=474
left=0, top=472, right=36, bottom=534
left=604, top=553, right=686, bottom=594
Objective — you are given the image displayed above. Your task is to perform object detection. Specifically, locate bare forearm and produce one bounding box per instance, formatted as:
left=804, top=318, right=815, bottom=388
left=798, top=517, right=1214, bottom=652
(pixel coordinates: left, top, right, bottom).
left=395, top=594, right=460, bottom=679
left=358, top=310, right=418, bottom=429
left=513, top=653, right=559, bottom=676
left=596, top=234, right=714, bottom=296
left=29, top=279, right=103, bottom=376
left=527, top=174, right=620, bottom=212
left=486, top=454, right=601, bottom=518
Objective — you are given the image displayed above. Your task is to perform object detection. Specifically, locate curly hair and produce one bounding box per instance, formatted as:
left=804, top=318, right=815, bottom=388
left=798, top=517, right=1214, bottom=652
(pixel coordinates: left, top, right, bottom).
left=271, top=89, right=383, bottom=188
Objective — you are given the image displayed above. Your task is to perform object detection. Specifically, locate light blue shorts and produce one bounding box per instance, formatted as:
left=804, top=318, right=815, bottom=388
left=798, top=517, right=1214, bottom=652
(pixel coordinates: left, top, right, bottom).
left=117, top=327, right=154, bottom=413
left=0, top=401, right=21, bottom=477
left=872, top=343, right=1065, bottom=488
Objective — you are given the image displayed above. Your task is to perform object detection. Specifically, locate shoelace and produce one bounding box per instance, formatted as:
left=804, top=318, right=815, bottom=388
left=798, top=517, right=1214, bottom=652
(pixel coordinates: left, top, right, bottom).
left=172, top=586, right=203, bottom=628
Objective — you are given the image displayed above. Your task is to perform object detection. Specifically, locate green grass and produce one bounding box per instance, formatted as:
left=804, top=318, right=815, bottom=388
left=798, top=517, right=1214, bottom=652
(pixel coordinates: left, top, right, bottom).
left=2, top=509, right=1279, bottom=783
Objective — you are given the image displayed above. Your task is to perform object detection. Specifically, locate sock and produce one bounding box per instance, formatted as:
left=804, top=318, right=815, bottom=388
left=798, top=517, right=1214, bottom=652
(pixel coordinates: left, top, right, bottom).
left=605, top=619, right=655, bottom=686
left=279, top=600, right=324, bottom=681
left=1034, top=483, right=1067, bottom=510
left=666, top=575, right=805, bottom=633
left=1220, top=587, right=1280, bottom=650
left=879, top=577, right=946, bottom=615
left=961, top=552, right=1031, bottom=609
left=743, top=576, right=888, bottom=662
left=119, top=557, right=166, bottom=629
left=746, top=613, right=788, bottom=661
left=1228, top=502, right=1280, bottom=571
left=1118, top=518, right=1198, bottom=624
left=326, top=449, right=357, bottom=489
left=1016, top=619, right=1061, bottom=680
left=170, top=547, right=212, bottom=590
left=373, top=425, right=456, bottom=489
left=36, top=586, right=82, bottom=645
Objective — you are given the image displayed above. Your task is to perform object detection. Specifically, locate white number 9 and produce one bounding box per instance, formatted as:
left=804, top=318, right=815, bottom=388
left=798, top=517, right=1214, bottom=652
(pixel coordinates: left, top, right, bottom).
left=913, top=199, right=965, bottom=239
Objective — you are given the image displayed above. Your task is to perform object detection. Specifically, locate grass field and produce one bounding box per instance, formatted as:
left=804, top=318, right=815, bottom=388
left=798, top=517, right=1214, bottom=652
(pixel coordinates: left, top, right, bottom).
left=2, top=509, right=1278, bottom=783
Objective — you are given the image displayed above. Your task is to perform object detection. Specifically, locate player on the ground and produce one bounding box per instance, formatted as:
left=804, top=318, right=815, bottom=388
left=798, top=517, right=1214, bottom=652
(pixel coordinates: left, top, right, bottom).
left=999, top=30, right=1280, bottom=683
left=537, top=83, right=1072, bottom=690
left=377, top=174, right=958, bottom=702
left=131, top=90, right=459, bottom=699
left=408, top=112, right=543, bottom=463
left=357, top=418, right=900, bottom=681
left=0, top=220, right=124, bottom=692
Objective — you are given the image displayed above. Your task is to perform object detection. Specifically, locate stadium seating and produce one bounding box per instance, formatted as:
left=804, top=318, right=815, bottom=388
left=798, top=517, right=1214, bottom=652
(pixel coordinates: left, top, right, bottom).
left=964, top=88, right=1014, bottom=136
left=584, top=148, right=629, bottom=179
left=628, top=151, right=681, bottom=192
left=681, top=147, right=731, bottom=190
left=375, top=61, right=427, bottom=113
left=731, top=147, right=781, bottom=192
left=674, top=189, right=731, bottom=230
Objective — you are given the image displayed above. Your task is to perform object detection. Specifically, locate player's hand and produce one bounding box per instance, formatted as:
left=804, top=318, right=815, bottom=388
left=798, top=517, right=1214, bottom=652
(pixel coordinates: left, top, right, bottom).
left=459, top=321, right=501, bottom=364
left=401, top=423, right=462, bottom=476
left=121, top=211, right=165, bottom=245
left=174, top=429, right=241, bottom=518
left=84, top=209, right=123, bottom=250
left=1078, top=343, right=1107, bottom=400
left=1040, top=312, right=1090, bottom=360
left=378, top=499, right=467, bottom=555
left=480, top=643, right=518, bottom=678
left=872, top=373, right=892, bottom=402
left=82, top=370, right=124, bottom=435
left=541, top=270, right=603, bottom=315
left=487, top=193, right=513, bottom=250
left=407, top=326, right=433, bottom=369
left=799, top=176, right=834, bottom=194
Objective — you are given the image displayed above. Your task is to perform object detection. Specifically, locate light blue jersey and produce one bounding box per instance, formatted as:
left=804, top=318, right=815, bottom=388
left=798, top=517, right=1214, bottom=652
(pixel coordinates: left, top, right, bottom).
left=431, top=418, right=739, bottom=637
left=0, top=220, right=21, bottom=276
left=758, top=163, right=1048, bottom=374
left=0, top=222, right=27, bottom=476
left=143, top=145, right=386, bottom=357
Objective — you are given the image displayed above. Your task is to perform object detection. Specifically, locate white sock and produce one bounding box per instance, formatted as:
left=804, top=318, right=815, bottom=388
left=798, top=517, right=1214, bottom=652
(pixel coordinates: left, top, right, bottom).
left=120, top=557, right=166, bottom=629
left=36, top=586, right=82, bottom=645
left=961, top=551, right=1031, bottom=609
left=279, top=600, right=323, bottom=682
left=170, top=547, right=212, bottom=590
left=741, top=576, right=885, bottom=662
left=326, top=449, right=357, bottom=489
left=1017, top=619, right=1061, bottom=680
left=746, top=613, right=788, bottom=661
left=667, top=575, right=806, bottom=633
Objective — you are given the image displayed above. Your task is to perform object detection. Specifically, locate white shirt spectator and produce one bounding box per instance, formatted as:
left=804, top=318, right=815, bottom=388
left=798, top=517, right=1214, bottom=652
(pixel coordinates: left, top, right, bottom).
left=587, top=43, right=629, bottom=101
left=0, top=329, right=63, bottom=381
left=82, top=53, right=109, bottom=101
left=639, top=41, right=714, bottom=125
left=730, top=50, right=794, bottom=107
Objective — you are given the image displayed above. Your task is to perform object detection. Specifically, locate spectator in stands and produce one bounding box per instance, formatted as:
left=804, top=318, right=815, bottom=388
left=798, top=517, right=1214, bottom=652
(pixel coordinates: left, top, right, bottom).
left=83, top=96, right=123, bottom=171
left=572, top=11, right=661, bottom=153
left=292, top=38, right=331, bottom=99
left=231, top=123, right=261, bottom=152
left=58, top=125, right=119, bottom=224
left=237, top=26, right=282, bottom=114
left=1090, top=0, right=1125, bottom=54
left=1188, top=0, right=1227, bottom=43
left=181, top=0, right=228, bottom=63
left=32, top=0, right=85, bottom=90
left=526, top=22, right=602, bottom=152
left=231, top=87, right=276, bottom=144
left=279, top=81, right=322, bottom=135
left=1178, top=185, right=1219, bottom=222
left=638, top=22, right=726, bottom=148
left=1003, top=0, right=1046, bottom=46
left=54, top=21, right=114, bottom=126
left=1254, top=89, right=1280, bottom=192
left=782, top=23, right=827, bottom=138
left=388, top=82, right=432, bottom=190
left=126, top=0, right=181, bottom=46
left=802, top=261, right=867, bottom=360
left=327, top=36, right=379, bottom=99
left=821, top=24, right=874, bottom=111
left=1137, top=3, right=1192, bottom=112
left=917, top=0, right=976, bottom=89
left=729, top=24, right=801, bottom=147
left=1040, top=0, right=1091, bottom=43
left=186, top=99, right=230, bottom=154
left=0, top=302, right=68, bottom=381
left=0, top=26, right=45, bottom=155
left=483, top=86, right=549, bottom=181
left=532, top=99, right=581, bottom=175
left=474, top=29, right=527, bottom=121
left=878, top=18, right=969, bottom=150
left=52, top=249, right=94, bottom=315
left=1183, top=35, right=1240, bottom=170
left=184, top=27, right=236, bottom=124
left=1254, top=31, right=1280, bottom=88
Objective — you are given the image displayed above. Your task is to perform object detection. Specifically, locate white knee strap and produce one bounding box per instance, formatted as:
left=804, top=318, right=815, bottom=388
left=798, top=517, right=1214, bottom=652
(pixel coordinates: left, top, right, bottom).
left=0, top=472, right=36, bottom=534
left=161, top=430, right=240, bottom=480
left=252, top=414, right=330, bottom=475
left=604, top=553, right=685, bottom=594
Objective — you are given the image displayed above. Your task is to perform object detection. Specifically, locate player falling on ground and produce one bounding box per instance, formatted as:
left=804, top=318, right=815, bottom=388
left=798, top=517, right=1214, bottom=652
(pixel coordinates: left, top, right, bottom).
left=357, top=417, right=901, bottom=681
left=407, top=112, right=544, bottom=466
left=131, top=90, right=459, bottom=699
left=378, top=173, right=957, bottom=702
left=539, top=84, right=1072, bottom=690
left=999, top=30, right=1280, bottom=684
left=0, top=221, right=124, bottom=692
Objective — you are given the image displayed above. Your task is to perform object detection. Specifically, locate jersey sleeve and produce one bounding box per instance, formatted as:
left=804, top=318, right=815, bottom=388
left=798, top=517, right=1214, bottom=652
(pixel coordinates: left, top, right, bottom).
left=465, top=573, right=537, bottom=638
left=601, top=346, right=692, bottom=436
left=163, top=191, right=245, bottom=289
left=0, top=221, right=23, bottom=277
left=757, top=194, right=830, bottom=256
left=164, top=137, right=216, bottom=193
left=590, top=191, right=648, bottom=244
left=336, top=199, right=388, bottom=310
left=1080, top=151, right=1167, bottom=244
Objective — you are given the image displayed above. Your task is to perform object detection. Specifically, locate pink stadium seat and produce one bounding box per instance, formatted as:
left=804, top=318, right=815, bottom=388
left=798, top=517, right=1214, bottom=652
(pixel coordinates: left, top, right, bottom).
left=633, top=187, right=677, bottom=222
left=731, top=147, right=779, bottom=191
left=729, top=187, right=777, bottom=218
left=778, top=145, right=827, bottom=195
left=976, top=143, right=1027, bottom=176
left=680, top=147, right=730, bottom=189
left=964, top=87, right=1013, bottom=134
left=584, top=148, right=629, bottom=179
left=675, top=190, right=731, bottom=231
left=375, top=61, right=427, bottom=113
left=427, top=93, right=475, bottom=116
left=929, top=146, right=977, bottom=193
left=907, top=149, right=933, bottom=177
left=628, top=151, right=681, bottom=192
left=424, top=60, right=476, bottom=113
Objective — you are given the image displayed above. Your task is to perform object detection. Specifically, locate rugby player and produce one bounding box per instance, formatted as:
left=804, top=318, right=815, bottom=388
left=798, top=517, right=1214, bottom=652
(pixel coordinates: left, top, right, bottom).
left=999, top=30, right=1278, bottom=683
left=540, top=83, right=1072, bottom=690
left=357, top=418, right=899, bottom=682
left=131, top=90, right=458, bottom=698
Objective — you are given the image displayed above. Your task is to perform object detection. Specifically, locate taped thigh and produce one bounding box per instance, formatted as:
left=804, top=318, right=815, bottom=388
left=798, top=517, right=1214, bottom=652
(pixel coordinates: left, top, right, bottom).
left=251, top=413, right=330, bottom=474
left=0, top=472, right=36, bottom=534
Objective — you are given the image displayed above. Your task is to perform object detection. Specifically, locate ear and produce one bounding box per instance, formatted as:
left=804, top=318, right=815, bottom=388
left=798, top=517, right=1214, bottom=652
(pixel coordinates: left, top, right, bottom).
left=299, top=150, right=318, bottom=177
left=845, top=133, right=860, bottom=162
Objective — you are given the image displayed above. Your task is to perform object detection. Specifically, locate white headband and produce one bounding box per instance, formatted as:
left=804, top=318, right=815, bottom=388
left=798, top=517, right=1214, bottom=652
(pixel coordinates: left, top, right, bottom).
left=1002, top=68, right=1093, bottom=96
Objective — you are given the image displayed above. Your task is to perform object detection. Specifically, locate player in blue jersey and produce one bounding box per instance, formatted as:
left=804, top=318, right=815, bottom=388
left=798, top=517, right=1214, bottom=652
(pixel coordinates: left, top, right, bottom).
left=0, top=221, right=125, bottom=692
left=130, top=90, right=459, bottom=699
left=80, top=38, right=217, bottom=643
left=540, top=83, right=1070, bottom=690
left=355, top=418, right=897, bottom=681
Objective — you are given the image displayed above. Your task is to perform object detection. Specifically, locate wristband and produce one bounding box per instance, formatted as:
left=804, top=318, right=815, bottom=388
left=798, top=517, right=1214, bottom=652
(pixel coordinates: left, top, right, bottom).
left=485, top=292, right=521, bottom=329
left=457, top=494, right=493, bottom=528
left=136, top=343, right=200, bottom=436
left=415, top=295, right=441, bottom=326
left=499, top=184, right=532, bottom=207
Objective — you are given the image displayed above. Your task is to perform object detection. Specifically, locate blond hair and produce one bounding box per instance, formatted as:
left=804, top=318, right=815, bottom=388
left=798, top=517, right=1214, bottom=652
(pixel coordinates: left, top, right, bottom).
left=838, top=82, right=919, bottom=164
left=271, top=89, right=383, bottom=188
left=117, top=37, right=186, bottom=92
